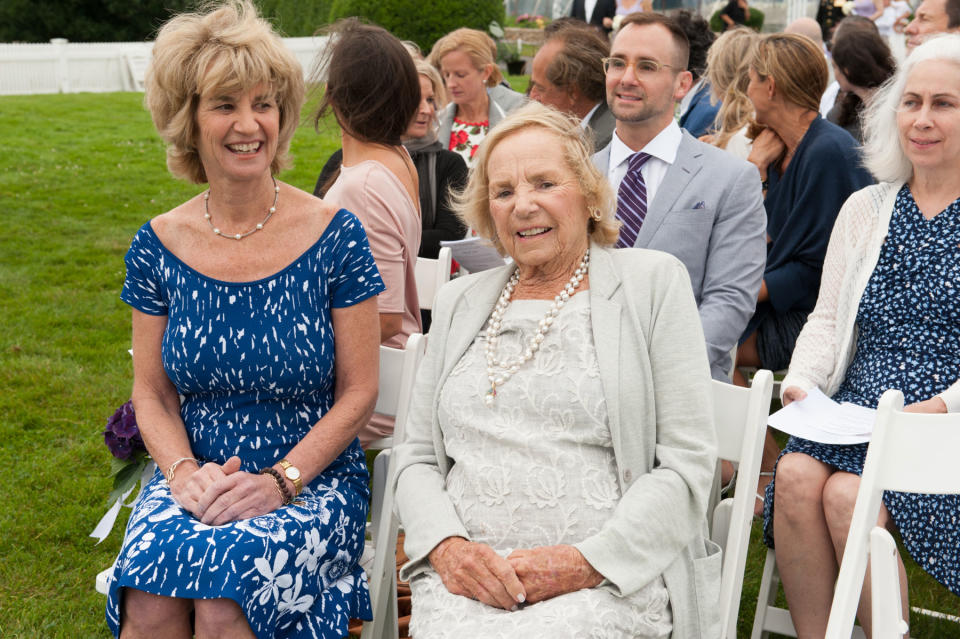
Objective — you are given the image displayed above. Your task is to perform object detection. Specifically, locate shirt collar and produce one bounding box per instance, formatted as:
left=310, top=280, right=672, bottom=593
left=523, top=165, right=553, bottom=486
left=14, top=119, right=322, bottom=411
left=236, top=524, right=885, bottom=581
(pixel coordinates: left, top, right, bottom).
left=609, top=119, right=682, bottom=168
left=580, top=102, right=603, bottom=129
left=679, top=77, right=705, bottom=116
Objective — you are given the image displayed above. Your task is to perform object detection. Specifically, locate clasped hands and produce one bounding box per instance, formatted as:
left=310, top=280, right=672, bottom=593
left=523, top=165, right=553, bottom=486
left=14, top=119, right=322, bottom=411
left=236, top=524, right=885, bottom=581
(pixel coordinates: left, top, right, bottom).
left=428, top=537, right=604, bottom=611
left=168, top=456, right=285, bottom=526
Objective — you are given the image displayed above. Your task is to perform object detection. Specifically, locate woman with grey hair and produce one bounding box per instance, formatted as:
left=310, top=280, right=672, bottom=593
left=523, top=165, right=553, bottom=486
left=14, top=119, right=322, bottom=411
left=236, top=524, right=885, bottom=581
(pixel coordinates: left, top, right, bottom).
left=767, top=34, right=960, bottom=636
left=392, top=102, right=720, bottom=638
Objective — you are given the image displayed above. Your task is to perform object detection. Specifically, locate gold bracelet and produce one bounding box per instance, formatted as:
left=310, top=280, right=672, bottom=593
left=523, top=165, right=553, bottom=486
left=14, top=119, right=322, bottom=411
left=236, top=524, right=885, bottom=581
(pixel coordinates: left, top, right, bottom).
left=166, top=456, right=200, bottom=483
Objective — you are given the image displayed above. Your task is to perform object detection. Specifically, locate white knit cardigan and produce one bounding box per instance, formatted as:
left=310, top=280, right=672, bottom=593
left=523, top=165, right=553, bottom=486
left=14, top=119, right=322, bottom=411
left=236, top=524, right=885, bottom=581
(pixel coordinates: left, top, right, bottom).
left=781, top=181, right=960, bottom=412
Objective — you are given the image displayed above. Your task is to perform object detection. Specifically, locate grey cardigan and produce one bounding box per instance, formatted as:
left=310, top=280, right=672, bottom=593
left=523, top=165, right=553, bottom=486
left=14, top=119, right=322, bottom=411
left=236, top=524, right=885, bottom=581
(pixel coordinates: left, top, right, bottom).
left=393, top=244, right=722, bottom=638
left=436, top=84, right=527, bottom=147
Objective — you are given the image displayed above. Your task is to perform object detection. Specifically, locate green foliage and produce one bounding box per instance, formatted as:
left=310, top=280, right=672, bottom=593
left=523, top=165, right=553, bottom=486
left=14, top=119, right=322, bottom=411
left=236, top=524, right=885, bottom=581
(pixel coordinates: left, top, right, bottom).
left=254, top=0, right=335, bottom=36
left=327, top=0, right=505, bottom=53
left=709, top=7, right=764, bottom=33
left=0, top=0, right=193, bottom=42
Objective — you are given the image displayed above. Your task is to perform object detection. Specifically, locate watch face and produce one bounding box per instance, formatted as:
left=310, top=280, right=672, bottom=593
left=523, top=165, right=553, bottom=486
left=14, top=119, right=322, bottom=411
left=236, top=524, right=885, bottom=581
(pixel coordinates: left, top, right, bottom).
left=284, top=466, right=301, bottom=480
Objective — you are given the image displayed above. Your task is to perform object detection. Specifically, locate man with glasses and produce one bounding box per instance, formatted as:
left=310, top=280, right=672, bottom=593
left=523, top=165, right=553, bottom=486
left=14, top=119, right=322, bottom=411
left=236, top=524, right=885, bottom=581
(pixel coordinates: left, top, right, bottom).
left=593, top=12, right=766, bottom=381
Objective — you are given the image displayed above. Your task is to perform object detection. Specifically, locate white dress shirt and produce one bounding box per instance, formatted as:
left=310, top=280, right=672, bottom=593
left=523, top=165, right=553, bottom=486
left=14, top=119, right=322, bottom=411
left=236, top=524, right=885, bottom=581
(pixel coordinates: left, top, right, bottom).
left=606, top=119, right=683, bottom=207
left=585, top=0, right=599, bottom=21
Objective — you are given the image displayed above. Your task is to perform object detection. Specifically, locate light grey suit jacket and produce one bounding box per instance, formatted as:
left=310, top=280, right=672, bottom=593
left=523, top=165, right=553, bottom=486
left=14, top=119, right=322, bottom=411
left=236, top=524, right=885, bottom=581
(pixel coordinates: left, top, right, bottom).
left=593, top=130, right=767, bottom=380
left=393, top=245, right=722, bottom=638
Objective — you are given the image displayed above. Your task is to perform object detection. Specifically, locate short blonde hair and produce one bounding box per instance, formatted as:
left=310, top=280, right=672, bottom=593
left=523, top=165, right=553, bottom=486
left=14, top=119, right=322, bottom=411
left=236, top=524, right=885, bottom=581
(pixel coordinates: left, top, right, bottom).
left=428, top=28, right=503, bottom=88
left=145, top=0, right=304, bottom=184
left=416, top=59, right=448, bottom=110
left=749, top=33, right=827, bottom=114
left=453, top=102, right=618, bottom=253
left=706, top=28, right=759, bottom=149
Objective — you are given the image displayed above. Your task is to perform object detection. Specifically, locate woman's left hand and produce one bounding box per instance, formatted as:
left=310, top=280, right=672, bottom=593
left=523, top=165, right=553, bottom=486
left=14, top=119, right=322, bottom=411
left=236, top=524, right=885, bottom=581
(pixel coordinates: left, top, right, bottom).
left=196, top=468, right=284, bottom=526
left=506, top=545, right=604, bottom=604
left=904, top=396, right=948, bottom=414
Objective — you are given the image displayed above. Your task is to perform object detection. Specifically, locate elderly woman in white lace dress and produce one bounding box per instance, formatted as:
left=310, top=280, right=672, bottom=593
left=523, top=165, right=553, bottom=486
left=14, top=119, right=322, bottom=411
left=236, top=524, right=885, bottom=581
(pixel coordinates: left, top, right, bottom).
left=391, top=102, right=722, bottom=638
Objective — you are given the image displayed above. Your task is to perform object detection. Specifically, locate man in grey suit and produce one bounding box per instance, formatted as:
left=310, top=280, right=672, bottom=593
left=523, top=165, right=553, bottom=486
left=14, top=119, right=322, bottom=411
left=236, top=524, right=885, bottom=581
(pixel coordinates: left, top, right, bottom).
left=593, top=12, right=766, bottom=380
left=530, top=21, right=615, bottom=152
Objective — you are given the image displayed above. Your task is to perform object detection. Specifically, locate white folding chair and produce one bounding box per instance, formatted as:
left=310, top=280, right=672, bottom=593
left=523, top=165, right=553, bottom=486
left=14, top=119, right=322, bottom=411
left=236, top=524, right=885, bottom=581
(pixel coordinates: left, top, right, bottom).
left=710, top=370, right=773, bottom=639
left=824, top=389, right=960, bottom=638
left=869, top=526, right=909, bottom=639
left=362, top=333, right=427, bottom=639
left=414, top=247, right=452, bottom=312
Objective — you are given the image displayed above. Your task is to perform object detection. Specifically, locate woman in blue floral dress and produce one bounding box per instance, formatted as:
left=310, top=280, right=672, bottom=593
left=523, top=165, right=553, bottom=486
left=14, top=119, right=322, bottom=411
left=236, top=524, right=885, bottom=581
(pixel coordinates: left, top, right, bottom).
left=764, top=37, right=960, bottom=636
left=105, top=3, right=384, bottom=637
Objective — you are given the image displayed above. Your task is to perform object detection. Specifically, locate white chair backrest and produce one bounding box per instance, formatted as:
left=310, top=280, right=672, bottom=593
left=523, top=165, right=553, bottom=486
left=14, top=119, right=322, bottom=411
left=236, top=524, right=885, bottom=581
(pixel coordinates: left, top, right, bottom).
left=373, top=333, right=427, bottom=444
left=870, top=527, right=909, bottom=639
left=711, top=370, right=773, bottom=639
left=414, top=247, right=452, bottom=311
left=363, top=333, right=427, bottom=639
left=825, top=389, right=960, bottom=638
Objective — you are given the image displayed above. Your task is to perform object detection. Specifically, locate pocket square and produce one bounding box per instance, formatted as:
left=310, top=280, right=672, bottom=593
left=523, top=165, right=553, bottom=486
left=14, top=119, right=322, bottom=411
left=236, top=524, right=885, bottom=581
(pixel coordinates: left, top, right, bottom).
left=693, top=201, right=706, bottom=209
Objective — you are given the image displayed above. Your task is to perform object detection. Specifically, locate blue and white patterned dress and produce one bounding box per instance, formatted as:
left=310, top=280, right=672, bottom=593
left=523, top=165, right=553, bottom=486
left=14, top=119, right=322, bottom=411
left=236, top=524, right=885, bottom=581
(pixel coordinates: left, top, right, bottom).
left=763, top=185, right=960, bottom=595
left=107, top=209, right=385, bottom=638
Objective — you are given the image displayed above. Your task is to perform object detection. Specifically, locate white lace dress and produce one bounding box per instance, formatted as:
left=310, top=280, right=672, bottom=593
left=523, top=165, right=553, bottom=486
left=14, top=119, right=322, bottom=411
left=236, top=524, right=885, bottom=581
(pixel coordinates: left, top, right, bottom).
left=409, top=292, right=672, bottom=638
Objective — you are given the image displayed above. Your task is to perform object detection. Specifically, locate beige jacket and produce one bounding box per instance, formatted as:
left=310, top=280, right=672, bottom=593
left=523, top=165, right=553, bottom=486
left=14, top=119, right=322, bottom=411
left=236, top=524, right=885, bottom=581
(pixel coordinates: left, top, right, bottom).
left=392, top=244, right=722, bottom=638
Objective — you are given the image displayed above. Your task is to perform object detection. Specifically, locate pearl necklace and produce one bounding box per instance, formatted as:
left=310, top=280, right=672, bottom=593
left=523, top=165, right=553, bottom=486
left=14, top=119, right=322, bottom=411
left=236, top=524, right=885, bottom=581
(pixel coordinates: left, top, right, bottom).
left=204, top=178, right=280, bottom=240
left=483, top=248, right=590, bottom=406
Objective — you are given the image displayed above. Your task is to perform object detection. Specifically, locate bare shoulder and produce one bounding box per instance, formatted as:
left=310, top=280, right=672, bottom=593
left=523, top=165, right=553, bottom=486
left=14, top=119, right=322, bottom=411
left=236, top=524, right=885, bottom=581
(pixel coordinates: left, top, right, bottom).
left=283, top=184, right=340, bottom=238
left=148, top=195, right=206, bottom=250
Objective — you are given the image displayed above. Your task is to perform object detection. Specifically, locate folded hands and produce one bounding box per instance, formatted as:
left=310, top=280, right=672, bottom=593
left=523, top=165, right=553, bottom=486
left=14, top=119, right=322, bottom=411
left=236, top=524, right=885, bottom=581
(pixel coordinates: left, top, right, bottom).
left=169, top=455, right=284, bottom=526
left=428, top=536, right=604, bottom=610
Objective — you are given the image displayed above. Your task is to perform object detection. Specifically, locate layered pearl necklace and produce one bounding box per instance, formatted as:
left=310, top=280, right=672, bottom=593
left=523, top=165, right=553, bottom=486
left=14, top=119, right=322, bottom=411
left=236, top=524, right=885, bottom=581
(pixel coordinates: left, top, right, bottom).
left=483, top=248, right=590, bottom=406
left=204, top=178, right=280, bottom=240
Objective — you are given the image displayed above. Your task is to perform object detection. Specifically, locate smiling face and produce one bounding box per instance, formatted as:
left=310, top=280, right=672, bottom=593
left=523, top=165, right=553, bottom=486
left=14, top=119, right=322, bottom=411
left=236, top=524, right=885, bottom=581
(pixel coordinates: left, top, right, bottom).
left=905, top=0, right=955, bottom=50
left=439, top=49, right=491, bottom=110
left=486, top=127, right=590, bottom=282
left=195, top=82, right=279, bottom=184
left=897, top=60, right=960, bottom=173
left=406, top=75, right=438, bottom=139
left=605, top=23, right=691, bottom=134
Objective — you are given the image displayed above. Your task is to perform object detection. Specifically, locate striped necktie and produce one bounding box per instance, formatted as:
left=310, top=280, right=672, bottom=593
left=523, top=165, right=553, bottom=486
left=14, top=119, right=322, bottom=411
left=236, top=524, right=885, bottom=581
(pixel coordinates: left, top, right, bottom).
left=616, top=151, right=651, bottom=248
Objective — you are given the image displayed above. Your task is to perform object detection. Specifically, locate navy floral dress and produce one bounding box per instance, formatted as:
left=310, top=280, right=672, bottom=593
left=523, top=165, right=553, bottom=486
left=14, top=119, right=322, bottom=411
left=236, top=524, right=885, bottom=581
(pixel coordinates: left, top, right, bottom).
left=763, top=185, right=960, bottom=595
left=107, top=209, right=385, bottom=637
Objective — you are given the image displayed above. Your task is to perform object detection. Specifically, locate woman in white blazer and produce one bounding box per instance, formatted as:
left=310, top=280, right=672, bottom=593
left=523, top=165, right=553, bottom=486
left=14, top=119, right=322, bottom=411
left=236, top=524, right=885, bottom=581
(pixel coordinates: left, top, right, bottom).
left=391, top=103, right=720, bottom=638
left=428, top=28, right=525, bottom=166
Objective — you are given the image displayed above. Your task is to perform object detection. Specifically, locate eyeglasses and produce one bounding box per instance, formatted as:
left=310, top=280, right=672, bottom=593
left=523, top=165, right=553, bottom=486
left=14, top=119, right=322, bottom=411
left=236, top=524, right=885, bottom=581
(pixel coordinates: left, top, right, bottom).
left=601, top=57, right=675, bottom=77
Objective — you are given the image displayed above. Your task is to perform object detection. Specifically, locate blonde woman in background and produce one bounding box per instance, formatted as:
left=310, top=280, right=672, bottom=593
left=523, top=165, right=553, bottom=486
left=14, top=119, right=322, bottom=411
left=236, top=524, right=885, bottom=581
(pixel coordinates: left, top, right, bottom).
left=701, top=27, right=760, bottom=160
left=428, top=28, right=525, bottom=166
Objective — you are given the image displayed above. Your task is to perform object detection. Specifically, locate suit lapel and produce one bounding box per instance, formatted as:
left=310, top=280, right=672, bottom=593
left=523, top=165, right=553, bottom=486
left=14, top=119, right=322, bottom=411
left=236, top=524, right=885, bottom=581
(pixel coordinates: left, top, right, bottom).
left=635, top=133, right=703, bottom=247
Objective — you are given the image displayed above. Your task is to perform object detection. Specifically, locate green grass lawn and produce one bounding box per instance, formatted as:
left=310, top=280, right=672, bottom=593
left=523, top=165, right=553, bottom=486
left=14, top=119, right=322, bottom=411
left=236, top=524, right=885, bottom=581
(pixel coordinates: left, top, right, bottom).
left=1, top=84, right=958, bottom=637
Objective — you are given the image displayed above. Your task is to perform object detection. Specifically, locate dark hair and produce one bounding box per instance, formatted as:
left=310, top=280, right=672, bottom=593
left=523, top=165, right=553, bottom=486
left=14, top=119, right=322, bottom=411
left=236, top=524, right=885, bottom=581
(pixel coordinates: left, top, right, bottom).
left=618, top=12, right=691, bottom=71
left=827, top=14, right=879, bottom=53
left=831, top=28, right=895, bottom=128
left=949, top=0, right=960, bottom=28
left=673, top=9, right=716, bottom=81
left=544, top=16, right=591, bottom=36
left=543, top=22, right=609, bottom=103
left=312, top=19, right=420, bottom=145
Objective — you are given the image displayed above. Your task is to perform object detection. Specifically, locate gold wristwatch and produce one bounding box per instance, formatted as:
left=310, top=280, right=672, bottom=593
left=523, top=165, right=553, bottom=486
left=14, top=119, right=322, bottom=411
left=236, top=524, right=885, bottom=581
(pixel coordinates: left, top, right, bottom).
left=277, top=458, right=302, bottom=495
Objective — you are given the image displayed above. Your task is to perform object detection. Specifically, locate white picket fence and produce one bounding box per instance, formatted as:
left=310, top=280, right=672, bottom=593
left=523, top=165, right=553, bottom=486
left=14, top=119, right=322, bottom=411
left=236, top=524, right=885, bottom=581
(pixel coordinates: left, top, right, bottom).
left=0, top=36, right=328, bottom=96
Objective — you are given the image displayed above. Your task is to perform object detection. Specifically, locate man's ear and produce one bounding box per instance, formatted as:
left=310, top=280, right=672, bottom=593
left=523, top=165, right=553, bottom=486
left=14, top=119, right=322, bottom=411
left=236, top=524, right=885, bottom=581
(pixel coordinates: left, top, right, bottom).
left=673, top=70, right=694, bottom=101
